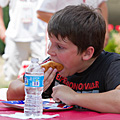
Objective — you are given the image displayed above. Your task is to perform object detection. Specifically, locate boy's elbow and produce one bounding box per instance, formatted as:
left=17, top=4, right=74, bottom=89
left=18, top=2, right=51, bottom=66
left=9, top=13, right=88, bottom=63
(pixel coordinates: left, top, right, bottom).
left=7, top=82, right=16, bottom=101
left=7, top=88, right=12, bottom=101
left=7, top=79, right=25, bottom=101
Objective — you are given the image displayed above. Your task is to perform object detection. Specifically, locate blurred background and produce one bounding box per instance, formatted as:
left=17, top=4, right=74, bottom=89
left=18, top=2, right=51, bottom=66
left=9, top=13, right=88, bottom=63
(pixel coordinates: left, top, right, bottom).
left=107, top=0, right=120, bottom=26
left=0, top=0, right=120, bottom=88
left=0, top=5, right=10, bottom=88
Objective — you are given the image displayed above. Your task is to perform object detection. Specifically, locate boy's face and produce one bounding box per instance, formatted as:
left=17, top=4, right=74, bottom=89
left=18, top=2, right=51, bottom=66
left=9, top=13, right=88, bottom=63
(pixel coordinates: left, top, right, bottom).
left=47, top=34, right=85, bottom=77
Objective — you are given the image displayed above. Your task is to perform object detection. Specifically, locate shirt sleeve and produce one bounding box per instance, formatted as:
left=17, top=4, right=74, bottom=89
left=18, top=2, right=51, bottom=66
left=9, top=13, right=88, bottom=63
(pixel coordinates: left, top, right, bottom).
left=105, top=60, right=120, bottom=91
left=37, top=0, right=58, bottom=13
left=97, top=0, right=108, bottom=6
left=85, top=0, right=107, bottom=8
left=37, top=0, right=80, bottom=13
left=0, top=0, right=9, bottom=7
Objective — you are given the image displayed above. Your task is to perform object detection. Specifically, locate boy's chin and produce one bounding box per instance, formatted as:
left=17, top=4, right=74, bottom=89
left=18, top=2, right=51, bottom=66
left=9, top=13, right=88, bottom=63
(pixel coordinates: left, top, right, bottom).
left=59, top=70, right=67, bottom=77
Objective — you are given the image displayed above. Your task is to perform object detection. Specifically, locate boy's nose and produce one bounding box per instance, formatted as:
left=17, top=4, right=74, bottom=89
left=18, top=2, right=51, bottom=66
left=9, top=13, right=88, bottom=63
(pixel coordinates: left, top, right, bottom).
left=47, top=43, right=56, bottom=56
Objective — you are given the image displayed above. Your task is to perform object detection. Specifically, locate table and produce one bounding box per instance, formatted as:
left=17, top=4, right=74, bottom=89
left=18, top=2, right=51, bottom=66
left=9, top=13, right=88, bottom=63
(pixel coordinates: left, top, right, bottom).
left=0, top=103, right=120, bottom=120
left=0, top=88, right=120, bottom=120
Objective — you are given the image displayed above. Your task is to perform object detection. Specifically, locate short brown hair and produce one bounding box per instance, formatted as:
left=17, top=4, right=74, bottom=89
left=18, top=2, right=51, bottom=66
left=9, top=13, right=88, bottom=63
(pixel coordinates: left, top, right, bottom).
left=48, top=4, right=106, bottom=58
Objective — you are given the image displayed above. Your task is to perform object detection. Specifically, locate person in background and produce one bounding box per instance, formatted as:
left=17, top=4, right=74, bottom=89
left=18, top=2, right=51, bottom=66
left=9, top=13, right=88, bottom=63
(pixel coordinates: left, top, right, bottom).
left=7, top=4, right=120, bottom=113
left=37, top=0, right=109, bottom=47
left=0, top=0, right=48, bottom=81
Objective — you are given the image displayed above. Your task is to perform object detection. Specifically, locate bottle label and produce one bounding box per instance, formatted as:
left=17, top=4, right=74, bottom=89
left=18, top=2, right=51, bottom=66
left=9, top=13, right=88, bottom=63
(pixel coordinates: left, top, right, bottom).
left=25, top=75, right=44, bottom=87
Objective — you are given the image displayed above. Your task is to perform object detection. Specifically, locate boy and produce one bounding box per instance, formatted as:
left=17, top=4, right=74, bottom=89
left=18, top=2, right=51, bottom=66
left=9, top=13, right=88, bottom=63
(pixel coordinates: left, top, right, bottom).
left=7, top=4, right=120, bottom=113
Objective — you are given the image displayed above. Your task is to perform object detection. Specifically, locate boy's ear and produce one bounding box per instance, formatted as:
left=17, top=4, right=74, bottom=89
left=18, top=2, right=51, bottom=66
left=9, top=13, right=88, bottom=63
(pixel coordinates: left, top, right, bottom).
left=82, top=46, right=94, bottom=60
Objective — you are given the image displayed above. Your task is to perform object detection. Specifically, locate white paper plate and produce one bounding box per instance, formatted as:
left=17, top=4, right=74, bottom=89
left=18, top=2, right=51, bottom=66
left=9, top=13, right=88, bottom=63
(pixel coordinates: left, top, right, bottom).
left=1, top=99, right=73, bottom=111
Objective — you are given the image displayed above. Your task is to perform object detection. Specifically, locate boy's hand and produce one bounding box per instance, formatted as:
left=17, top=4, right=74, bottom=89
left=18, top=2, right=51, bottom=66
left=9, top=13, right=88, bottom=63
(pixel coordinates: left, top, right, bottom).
left=51, top=84, right=77, bottom=105
left=43, top=67, right=57, bottom=91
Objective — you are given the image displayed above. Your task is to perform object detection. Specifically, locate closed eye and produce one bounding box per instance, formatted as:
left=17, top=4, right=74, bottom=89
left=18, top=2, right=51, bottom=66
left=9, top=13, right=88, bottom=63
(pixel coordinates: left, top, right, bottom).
left=57, top=44, right=64, bottom=49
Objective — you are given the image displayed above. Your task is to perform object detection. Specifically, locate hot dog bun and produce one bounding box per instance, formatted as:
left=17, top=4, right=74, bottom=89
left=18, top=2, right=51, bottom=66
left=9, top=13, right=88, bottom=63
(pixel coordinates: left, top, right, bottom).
left=41, top=61, right=64, bottom=72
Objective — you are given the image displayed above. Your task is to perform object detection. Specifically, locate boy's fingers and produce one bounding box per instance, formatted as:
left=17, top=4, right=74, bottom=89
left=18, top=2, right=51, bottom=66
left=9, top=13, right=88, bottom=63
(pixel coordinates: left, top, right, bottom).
left=44, top=68, right=57, bottom=91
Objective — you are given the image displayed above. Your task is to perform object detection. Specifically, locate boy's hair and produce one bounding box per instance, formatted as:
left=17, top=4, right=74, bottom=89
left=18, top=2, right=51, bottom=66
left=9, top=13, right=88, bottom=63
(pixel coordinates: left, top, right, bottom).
left=48, top=4, right=106, bottom=58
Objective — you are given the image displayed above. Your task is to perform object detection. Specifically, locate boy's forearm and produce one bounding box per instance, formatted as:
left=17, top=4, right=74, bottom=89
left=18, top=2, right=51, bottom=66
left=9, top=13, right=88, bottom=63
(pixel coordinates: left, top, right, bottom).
left=74, top=89, right=120, bottom=113
left=37, top=11, right=53, bottom=23
left=0, top=6, right=6, bottom=41
left=0, top=7, right=5, bottom=29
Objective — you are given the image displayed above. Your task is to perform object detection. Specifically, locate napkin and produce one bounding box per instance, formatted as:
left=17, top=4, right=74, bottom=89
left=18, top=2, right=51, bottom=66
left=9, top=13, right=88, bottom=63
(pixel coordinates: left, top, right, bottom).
left=0, top=112, right=59, bottom=119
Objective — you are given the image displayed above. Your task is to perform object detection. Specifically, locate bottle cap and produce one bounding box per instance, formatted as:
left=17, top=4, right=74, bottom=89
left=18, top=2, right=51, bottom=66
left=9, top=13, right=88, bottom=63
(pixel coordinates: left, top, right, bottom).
left=31, top=58, right=39, bottom=63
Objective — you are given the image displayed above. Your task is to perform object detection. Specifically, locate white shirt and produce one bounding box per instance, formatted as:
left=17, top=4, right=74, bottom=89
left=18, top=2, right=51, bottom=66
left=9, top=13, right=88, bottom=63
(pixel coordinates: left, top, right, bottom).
left=38, top=0, right=107, bottom=13
left=0, top=0, right=47, bottom=42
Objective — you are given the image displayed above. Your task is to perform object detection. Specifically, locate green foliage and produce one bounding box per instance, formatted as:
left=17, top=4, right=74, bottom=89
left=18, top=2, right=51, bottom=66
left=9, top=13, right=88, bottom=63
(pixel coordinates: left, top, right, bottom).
left=0, top=40, right=5, bottom=55
left=3, top=5, right=9, bottom=28
left=104, top=38, right=117, bottom=53
left=104, top=29, right=120, bottom=54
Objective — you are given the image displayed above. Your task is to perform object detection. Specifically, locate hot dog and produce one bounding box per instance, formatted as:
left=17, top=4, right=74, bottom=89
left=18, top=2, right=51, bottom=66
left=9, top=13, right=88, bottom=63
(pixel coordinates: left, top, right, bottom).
left=41, top=61, right=64, bottom=72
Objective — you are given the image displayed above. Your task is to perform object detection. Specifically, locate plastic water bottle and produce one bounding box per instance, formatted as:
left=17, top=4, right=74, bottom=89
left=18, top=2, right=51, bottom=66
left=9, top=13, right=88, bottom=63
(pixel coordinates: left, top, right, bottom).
left=24, top=58, right=44, bottom=116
